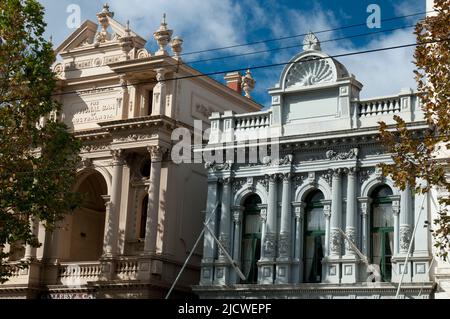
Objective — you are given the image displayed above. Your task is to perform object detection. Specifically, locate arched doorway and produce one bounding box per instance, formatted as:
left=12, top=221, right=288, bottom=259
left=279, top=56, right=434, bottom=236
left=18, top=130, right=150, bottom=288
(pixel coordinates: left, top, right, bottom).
left=240, top=194, right=262, bottom=284
left=303, top=190, right=325, bottom=283
left=370, top=185, right=394, bottom=282
left=61, top=171, right=107, bottom=261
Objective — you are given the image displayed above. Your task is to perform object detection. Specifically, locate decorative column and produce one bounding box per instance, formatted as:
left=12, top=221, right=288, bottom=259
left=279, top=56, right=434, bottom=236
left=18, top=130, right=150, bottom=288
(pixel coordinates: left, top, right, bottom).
left=101, top=195, right=112, bottom=256
left=200, top=179, right=219, bottom=285
left=103, top=150, right=123, bottom=258
left=330, top=169, right=343, bottom=257
left=230, top=206, right=243, bottom=284
left=392, top=198, right=401, bottom=255
left=214, top=177, right=232, bottom=285
left=325, top=168, right=343, bottom=284
left=153, top=68, right=167, bottom=116
left=292, top=202, right=305, bottom=283
left=119, top=75, right=129, bottom=119
left=259, top=174, right=277, bottom=284
left=345, top=168, right=358, bottom=256
left=276, top=173, right=292, bottom=284
left=342, top=168, right=359, bottom=283
left=143, top=146, right=166, bottom=254
left=399, top=186, right=412, bottom=254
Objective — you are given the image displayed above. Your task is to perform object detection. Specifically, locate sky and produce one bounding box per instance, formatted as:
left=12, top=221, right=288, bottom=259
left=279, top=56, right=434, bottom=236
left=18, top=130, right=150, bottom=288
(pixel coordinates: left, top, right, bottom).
left=39, top=0, right=426, bottom=107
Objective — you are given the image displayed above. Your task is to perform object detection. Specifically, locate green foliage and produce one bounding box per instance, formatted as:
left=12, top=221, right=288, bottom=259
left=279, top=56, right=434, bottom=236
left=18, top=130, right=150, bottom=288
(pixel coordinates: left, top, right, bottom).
left=379, top=0, right=450, bottom=260
left=0, top=0, right=81, bottom=283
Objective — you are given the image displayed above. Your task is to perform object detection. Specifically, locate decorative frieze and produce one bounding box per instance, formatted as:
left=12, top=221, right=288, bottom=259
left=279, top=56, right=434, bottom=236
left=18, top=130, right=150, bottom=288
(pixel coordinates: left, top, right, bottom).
left=325, top=148, right=358, bottom=160
left=263, top=233, right=276, bottom=257
left=399, top=225, right=412, bottom=252
left=278, top=233, right=290, bottom=257
left=204, top=160, right=232, bottom=171
left=330, top=229, right=342, bottom=255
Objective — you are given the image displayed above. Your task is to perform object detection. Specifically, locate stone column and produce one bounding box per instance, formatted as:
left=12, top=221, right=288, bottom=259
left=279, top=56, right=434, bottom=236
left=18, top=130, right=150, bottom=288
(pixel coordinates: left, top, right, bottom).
left=345, top=168, right=357, bottom=256
left=276, top=173, right=292, bottom=283
left=323, top=203, right=331, bottom=256
left=215, top=177, right=232, bottom=285
left=399, top=186, right=412, bottom=254
left=264, top=174, right=278, bottom=260
left=358, top=198, right=371, bottom=257
left=292, top=202, right=305, bottom=283
left=330, top=169, right=343, bottom=257
left=153, top=68, right=167, bottom=116
left=200, top=179, right=219, bottom=285
left=101, top=195, right=112, bottom=256
left=103, top=150, right=123, bottom=258
left=218, top=178, right=232, bottom=260
left=119, top=75, right=129, bottom=119
left=143, top=146, right=166, bottom=254
left=392, top=198, right=400, bottom=255
left=230, top=206, right=243, bottom=284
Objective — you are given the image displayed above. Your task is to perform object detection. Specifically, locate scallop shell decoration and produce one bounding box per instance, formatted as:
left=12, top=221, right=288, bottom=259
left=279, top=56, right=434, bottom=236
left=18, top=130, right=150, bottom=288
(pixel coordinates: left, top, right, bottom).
left=285, top=59, right=334, bottom=87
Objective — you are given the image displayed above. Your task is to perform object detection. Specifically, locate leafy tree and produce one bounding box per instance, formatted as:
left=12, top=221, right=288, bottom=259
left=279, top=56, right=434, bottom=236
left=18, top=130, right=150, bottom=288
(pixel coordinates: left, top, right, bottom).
left=379, top=0, right=450, bottom=260
left=0, top=0, right=81, bottom=282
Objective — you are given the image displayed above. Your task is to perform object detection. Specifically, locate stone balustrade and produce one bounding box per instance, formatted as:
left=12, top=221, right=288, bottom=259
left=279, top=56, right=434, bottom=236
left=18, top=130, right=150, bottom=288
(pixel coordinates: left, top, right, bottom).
left=357, top=97, right=401, bottom=117
left=58, top=262, right=102, bottom=286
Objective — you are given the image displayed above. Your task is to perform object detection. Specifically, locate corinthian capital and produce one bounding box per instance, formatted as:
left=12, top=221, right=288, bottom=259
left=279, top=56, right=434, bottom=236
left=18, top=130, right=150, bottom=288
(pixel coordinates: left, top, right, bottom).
left=147, top=145, right=167, bottom=161
left=111, top=149, right=124, bottom=163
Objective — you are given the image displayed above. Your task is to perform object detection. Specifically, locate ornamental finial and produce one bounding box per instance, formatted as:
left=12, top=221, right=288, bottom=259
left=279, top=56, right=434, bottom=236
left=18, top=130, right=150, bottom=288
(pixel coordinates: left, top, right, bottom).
left=303, top=32, right=321, bottom=51
left=241, top=69, right=256, bottom=99
left=154, top=13, right=173, bottom=55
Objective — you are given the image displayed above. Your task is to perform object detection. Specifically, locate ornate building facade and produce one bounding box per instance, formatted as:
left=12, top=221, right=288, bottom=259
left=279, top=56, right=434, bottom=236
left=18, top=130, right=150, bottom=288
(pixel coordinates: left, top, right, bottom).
left=193, top=33, right=437, bottom=299
left=0, top=5, right=261, bottom=299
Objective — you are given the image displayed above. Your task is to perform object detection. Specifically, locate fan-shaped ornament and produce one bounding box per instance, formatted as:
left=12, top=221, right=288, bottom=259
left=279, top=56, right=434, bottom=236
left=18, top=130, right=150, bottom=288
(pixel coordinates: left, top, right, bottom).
left=285, top=58, right=334, bottom=87
left=303, top=32, right=321, bottom=51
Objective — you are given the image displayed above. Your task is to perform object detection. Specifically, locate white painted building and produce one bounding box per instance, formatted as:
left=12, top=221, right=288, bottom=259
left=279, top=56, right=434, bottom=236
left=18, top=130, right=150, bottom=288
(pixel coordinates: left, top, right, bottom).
left=193, top=32, right=439, bottom=298
left=0, top=4, right=261, bottom=299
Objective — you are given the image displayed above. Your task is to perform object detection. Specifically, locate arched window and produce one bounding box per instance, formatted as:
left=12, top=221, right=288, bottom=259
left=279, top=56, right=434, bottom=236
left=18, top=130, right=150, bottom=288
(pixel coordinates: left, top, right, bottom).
left=241, top=194, right=262, bottom=284
left=370, top=185, right=394, bottom=282
left=304, top=190, right=325, bottom=283
left=139, top=195, right=149, bottom=239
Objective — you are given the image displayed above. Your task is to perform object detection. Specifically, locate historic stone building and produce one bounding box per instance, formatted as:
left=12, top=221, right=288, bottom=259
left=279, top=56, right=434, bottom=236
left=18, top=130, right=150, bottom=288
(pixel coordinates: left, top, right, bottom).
left=0, top=4, right=260, bottom=298
left=193, top=33, right=438, bottom=299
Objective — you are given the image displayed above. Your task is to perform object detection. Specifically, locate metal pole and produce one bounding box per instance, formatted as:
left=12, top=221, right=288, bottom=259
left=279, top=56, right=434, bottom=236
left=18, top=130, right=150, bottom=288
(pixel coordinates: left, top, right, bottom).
left=395, top=193, right=427, bottom=299
left=164, top=203, right=218, bottom=299
left=203, top=223, right=246, bottom=281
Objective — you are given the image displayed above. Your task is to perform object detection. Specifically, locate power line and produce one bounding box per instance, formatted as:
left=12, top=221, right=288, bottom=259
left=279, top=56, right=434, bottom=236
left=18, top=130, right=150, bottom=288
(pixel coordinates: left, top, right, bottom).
left=178, top=10, right=432, bottom=56
left=1, top=38, right=448, bottom=105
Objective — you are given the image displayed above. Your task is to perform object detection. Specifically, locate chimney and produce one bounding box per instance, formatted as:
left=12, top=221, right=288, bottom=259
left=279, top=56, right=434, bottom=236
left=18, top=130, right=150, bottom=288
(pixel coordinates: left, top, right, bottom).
left=224, top=72, right=242, bottom=95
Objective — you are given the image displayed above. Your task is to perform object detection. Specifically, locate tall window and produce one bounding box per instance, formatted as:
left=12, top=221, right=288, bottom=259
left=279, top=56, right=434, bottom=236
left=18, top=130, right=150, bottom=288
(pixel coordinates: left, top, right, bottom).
left=304, top=190, right=325, bottom=283
left=140, top=195, right=149, bottom=239
left=370, top=185, right=394, bottom=282
left=241, top=194, right=262, bottom=284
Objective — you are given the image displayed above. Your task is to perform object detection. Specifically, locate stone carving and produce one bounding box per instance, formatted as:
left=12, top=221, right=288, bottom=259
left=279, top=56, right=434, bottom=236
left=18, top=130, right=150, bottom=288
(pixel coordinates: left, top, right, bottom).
left=262, top=154, right=293, bottom=166
left=278, top=233, right=290, bottom=257
left=53, top=63, right=64, bottom=77
left=147, top=145, right=167, bottom=161
left=95, top=4, right=113, bottom=44
left=263, top=233, right=276, bottom=257
left=257, top=176, right=269, bottom=192
left=303, top=32, right=321, bottom=51
left=241, top=69, right=256, bottom=99
left=137, top=48, right=150, bottom=59
left=330, top=229, right=341, bottom=255
left=293, top=174, right=307, bottom=190
left=359, top=168, right=375, bottom=184
left=196, top=104, right=214, bottom=119
left=286, top=58, right=333, bottom=87
left=232, top=178, right=246, bottom=195
left=78, top=157, right=93, bottom=169
left=325, top=148, right=358, bottom=160
left=320, top=170, right=333, bottom=186
left=115, top=134, right=155, bottom=142
left=153, top=14, right=173, bottom=54
left=345, top=228, right=357, bottom=252
left=111, top=149, right=123, bottom=163
left=171, top=36, right=183, bottom=59
left=400, top=225, right=412, bottom=251
left=218, top=234, right=229, bottom=258
left=204, top=160, right=231, bottom=171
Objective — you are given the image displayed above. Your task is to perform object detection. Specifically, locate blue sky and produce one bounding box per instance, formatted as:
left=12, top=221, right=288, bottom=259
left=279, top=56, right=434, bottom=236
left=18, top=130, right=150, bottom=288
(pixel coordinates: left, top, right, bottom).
left=39, top=0, right=425, bottom=107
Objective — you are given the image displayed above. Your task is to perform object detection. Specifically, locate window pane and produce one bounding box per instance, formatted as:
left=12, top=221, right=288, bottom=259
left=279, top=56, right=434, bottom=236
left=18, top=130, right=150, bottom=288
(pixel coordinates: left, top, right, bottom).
left=244, top=214, right=261, bottom=235
left=373, top=203, right=393, bottom=228
left=306, top=207, right=325, bottom=231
